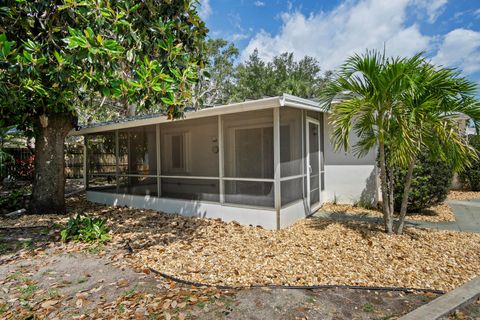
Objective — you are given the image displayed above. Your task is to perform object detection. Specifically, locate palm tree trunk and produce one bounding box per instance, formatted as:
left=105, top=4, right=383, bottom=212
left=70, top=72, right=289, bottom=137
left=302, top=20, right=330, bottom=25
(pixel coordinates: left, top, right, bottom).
left=396, top=158, right=416, bottom=235
left=378, top=142, right=393, bottom=233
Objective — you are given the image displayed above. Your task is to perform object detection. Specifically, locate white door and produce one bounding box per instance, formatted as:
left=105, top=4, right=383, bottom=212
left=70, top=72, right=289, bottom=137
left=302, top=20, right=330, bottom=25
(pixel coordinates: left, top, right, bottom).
left=306, top=118, right=321, bottom=211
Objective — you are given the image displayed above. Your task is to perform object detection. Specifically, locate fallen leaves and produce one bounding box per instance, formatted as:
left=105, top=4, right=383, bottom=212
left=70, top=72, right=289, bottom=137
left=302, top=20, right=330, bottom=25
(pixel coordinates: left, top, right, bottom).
left=321, top=202, right=455, bottom=222
left=448, top=190, right=480, bottom=201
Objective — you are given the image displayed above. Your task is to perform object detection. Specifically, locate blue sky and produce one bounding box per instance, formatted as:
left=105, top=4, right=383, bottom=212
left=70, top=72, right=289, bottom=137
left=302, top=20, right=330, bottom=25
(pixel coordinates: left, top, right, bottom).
left=197, top=0, right=480, bottom=87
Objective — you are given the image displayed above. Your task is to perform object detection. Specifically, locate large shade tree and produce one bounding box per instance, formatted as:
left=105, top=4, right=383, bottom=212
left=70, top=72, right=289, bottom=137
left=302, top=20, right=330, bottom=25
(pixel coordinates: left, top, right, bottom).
left=321, top=50, right=480, bottom=234
left=0, top=0, right=208, bottom=214
left=232, top=49, right=331, bottom=102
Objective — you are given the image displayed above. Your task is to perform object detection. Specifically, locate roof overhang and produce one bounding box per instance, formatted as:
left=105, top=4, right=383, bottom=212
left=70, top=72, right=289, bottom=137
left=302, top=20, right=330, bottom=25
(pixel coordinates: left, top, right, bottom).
left=69, top=94, right=325, bottom=136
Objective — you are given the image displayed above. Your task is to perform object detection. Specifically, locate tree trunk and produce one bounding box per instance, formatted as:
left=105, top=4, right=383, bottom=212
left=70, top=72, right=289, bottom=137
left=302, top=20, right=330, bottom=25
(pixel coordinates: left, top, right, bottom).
left=29, top=113, right=73, bottom=214
left=378, top=142, right=393, bottom=233
left=396, top=158, right=416, bottom=235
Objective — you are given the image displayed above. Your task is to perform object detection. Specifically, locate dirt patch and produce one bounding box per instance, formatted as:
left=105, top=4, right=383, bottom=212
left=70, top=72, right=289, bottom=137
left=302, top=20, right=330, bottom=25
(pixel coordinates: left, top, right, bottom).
left=441, top=296, right=480, bottom=320
left=0, top=245, right=226, bottom=319
left=448, top=190, right=480, bottom=201
left=196, top=287, right=439, bottom=320
left=0, top=245, right=437, bottom=320
left=321, top=202, right=455, bottom=222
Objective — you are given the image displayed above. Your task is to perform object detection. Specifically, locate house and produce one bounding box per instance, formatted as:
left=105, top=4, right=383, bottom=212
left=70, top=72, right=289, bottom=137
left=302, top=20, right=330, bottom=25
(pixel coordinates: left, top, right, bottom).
left=71, top=94, right=379, bottom=229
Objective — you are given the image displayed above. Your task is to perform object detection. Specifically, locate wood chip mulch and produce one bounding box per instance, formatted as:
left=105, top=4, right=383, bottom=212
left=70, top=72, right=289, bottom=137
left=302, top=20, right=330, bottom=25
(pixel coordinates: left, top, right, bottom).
left=320, top=202, right=455, bottom=222
left=2, top=195, right=479, bottom=293
left=448, top=190, right=480, bottom=201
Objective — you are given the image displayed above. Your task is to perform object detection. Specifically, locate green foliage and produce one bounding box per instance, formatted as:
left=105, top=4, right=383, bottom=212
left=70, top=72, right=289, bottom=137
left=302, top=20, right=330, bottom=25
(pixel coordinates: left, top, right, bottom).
left=0, top=188, right=28, bottom=211
left=320, top=49, right=480, bottom=233
left=0, top=0, right=208, bottom=128
left=232, top=50, right=331, bottom=101
left=393, top=152, right=453, bottom=212
left=198, top=43, right=331, bottom=106
left=459, top=135, right=480, bottom=191
left=60, top=215, right=110, bottom=243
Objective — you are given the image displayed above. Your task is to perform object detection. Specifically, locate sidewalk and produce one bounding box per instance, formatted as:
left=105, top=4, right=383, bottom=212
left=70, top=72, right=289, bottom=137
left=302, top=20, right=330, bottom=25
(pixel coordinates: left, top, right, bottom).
left=314, top=199, right=480, bottom=233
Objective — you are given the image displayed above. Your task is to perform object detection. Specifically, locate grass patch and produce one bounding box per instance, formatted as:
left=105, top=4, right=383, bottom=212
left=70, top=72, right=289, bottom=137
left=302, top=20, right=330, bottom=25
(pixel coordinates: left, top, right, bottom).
left=85, top=243, right=105, bottom=254
left=363, top=303, right=375, bottom=313
left=117, top=303, right=126, bottom=313
left=305, top=296, right=316, bottom=304
left=123, top=287, right=137, bottom=298
left=0, top=303, right=8, bottom=314
left=76, top=276, right=89, bottom=284
left=19, top=284, right=38, bottom=300
left=45, top=289, right=62, bottom=299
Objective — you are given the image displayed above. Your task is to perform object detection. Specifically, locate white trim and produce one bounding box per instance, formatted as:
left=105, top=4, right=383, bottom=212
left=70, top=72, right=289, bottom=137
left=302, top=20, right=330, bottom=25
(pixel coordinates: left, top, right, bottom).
left=280, top=174, right=306, bottom=181
left=218, top=115, right=225, bottom=204
left=69, top=94, right=330, bottom=136
left=273, top=107, right=281, bottom=229
left=71, top=96, right=282, bottom=136
left=222, top=177, right=273, bottom=182
left=156, top=124, right=161, bottom=196
left=160, top=175, right=219, bottom=180
left=83, top=138, right=88, bottom=188
left=115, top=130, right=119, bottom=193
left=306, top=118, right=322, bottom=211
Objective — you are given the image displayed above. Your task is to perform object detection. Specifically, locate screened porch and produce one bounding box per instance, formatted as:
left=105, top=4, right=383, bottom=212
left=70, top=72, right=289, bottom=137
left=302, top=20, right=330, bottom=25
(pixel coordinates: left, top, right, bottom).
left=84, top=106, right=325, bottom=224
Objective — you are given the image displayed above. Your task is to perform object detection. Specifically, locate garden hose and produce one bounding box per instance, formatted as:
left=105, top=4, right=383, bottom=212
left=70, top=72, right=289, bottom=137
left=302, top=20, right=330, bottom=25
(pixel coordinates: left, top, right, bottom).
left=147, top=266, right=445, bottom=294
left=125, top=243, right=445, bottom=295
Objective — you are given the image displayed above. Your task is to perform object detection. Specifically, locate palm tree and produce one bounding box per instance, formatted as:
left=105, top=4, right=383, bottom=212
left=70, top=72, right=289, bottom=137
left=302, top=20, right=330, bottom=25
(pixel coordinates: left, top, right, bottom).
left=394, top=65, right=480, bottom=234
left=320, top=50, right=480, bottom=234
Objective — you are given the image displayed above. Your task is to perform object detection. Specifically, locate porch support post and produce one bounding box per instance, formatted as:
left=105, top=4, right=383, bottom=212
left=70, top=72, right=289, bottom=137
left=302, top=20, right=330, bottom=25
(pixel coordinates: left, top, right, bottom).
left=301, top=109, right=306, bottom=210
left=115, top=130, right=119, bottom=193
left=83, top=136, right=88, bottom=190
left=156, top=124, right=161, bottom=197
left=218, top=115, right=225, bottom=204
left=273, top=107, right=281, bottom=229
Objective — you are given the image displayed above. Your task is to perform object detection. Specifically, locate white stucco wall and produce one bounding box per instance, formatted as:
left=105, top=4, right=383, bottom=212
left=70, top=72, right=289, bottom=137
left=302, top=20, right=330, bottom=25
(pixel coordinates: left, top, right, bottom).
left=87, top=191, right=278, bottom=230
left=322, top=115, right=379, bottom=204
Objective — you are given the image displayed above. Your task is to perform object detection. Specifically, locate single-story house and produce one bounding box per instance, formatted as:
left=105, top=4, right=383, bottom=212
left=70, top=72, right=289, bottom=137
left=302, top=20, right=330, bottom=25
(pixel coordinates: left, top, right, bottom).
left=71, top=94, right=379, bottom=229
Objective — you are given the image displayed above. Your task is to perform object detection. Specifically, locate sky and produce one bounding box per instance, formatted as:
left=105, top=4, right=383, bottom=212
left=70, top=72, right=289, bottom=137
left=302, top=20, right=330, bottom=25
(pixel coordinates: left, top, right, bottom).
left=197, top=0, right=480, bottom=87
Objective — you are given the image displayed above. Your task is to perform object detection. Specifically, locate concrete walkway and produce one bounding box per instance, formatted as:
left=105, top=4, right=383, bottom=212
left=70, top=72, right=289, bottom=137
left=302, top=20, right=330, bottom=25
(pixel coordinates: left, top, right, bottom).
left=314, top=199, right=480, bottom=233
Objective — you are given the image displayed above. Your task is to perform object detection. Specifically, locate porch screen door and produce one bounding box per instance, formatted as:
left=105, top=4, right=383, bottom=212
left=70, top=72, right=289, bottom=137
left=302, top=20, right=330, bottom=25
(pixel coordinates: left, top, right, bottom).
left=307, top=120, right=321, bottom=210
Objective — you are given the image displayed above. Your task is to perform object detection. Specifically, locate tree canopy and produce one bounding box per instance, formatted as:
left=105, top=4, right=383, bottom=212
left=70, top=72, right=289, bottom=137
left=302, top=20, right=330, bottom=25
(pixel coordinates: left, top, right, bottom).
left=198, top=43, right=331, bottom=106
left=0, top=0, right=208, bottom=130
left=0, top=0, right=208, bottom=213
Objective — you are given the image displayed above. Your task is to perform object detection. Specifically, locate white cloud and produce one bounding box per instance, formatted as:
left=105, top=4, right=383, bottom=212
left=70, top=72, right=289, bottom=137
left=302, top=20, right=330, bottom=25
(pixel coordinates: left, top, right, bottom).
left=242, top=0, right=432, bottom=70
left=197, top=0, right=212, bottom=20
left=474, top=8, right=480, bottom=18
left=231, top=33, right=250, bottom=41
left=254, top=1, right=266, bottom=7
left=433, top=28, right=480, bottom=75
left=411, top=0, right=448, bottom=23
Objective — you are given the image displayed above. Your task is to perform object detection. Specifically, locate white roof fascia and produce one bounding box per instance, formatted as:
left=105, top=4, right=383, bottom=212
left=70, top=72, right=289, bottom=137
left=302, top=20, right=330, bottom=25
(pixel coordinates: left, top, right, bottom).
left=70, top=96, right=281, bottom=136
left=70, top=94, right=326, bottom=136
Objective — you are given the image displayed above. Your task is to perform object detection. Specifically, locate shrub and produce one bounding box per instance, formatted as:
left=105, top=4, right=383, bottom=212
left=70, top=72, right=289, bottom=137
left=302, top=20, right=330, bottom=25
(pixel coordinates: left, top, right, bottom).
left=458, top=135, right=480, bottom=191
left=393, top=152, right=453, bottom=212
left=60, top=215, right=110, bottom=243
left=0, top=188, right=29, bottom=212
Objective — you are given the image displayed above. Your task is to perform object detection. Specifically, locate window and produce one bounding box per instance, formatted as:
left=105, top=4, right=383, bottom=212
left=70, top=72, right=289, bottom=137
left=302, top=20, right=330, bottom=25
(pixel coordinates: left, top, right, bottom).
left=164, top=132, right=190, bottom=173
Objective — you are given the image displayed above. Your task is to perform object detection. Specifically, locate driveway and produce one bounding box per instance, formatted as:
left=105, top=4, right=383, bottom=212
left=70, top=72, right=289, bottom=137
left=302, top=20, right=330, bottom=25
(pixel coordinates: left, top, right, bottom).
left=315, top=199, right=480, bottom=233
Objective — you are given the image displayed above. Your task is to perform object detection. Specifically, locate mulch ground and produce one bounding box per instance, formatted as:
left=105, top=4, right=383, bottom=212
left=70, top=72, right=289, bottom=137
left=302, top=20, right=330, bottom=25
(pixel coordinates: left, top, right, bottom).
left=3, top=195, right=477, bottom=293
left=448, top=190, right=480, bottom=201
left=0, top=195, right=447, bottom=319
left=321, top=202, right=455, bottom=222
